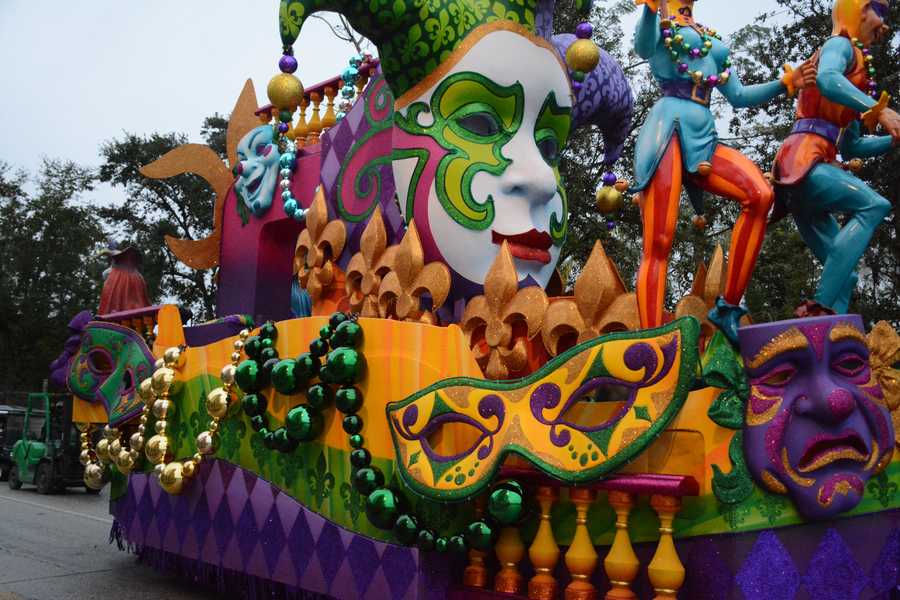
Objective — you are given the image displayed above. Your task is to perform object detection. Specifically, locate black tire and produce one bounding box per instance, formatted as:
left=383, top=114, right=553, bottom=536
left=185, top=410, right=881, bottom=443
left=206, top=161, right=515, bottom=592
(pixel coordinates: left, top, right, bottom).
left=8, top=465, right=22, bottom=490
left=35, top=463, right=54, bottom=495
left=0, top=467, right=8, bottom=482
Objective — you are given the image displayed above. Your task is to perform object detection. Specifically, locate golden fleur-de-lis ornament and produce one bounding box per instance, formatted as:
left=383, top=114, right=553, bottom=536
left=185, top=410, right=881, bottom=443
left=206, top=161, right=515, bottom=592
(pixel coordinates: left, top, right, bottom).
left=462, top=242, right=548, bottom=379
left=295, top=187, right=347, bottom=305
left=541, top=240, right=639, bottom=356
left=675, top=244, right=727, bottom=340
left=346, top=206, right=397, bottom=317
left=378, top=220, right=450, bottom=323
left=867, top=320, right=900, bottom=447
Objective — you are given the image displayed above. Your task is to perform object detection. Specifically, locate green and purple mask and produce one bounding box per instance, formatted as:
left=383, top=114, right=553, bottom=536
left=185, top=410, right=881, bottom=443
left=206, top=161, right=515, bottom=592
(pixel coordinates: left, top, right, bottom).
left=67, top=322, right=155, bottom=427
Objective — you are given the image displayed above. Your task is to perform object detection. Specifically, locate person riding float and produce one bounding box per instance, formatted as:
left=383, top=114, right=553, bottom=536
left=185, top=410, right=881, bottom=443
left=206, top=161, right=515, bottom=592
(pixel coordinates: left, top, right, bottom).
left=773, top=0, right=899, bottom=315
left=632, top=0, right=816, bottom=344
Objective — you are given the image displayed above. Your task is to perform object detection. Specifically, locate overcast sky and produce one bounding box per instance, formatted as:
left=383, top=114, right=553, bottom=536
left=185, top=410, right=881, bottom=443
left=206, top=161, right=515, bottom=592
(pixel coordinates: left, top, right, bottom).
left=1, top=1, right=781, bottom=198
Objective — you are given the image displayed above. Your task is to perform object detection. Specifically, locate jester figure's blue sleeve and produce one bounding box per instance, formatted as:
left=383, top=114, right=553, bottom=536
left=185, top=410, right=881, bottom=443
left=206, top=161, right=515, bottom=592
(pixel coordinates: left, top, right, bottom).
left=818, top=36, right=878, bottom=113
left=715, top=46, right=785, bottom=108
left=635, top=5, right=660, bottom=59
left=840, top=120, right=893, bottom=158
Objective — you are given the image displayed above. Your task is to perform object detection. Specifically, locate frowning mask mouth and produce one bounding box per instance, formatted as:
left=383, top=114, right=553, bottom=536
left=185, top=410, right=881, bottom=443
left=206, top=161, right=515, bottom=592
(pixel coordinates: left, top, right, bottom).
left=491, top=229, right=553, bottom=264
left=797, top=430, right=869, bottom=473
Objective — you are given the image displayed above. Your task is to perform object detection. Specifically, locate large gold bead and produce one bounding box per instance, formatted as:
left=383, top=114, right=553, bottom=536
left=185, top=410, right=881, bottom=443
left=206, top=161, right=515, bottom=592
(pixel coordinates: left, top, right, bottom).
left=84, top=463, right=106, bottom=490
left=154, top=420, right=168, bottom=435
left=130, top=431, right=144, bottom=452
left=220, top=364, right=236, bottom=385
left=159, top=461, right=186, bottom=495
left=79, top=450, right=91, bottom=466
left=182, top=459, right=198, bottom=479
left=109, top=439, right=122, bottom=456
left=145, top=434, right=169, bottom=464
left=196, top=431, right=219, bottom=455
left=566, top=39, right=601, bottom=74
left=116, top=450, right=134, bottom=475
left=95, top=438, right=111, bottom=462
left=152, top=399, right=174, bottom=420
left=206, top=388, right=230, bottom=420
left=595, top=187, right=625, bottom=215
left=151, top=367, right=175, bottom=394
left=267, top=73, right=304, bottom=110
left=139, top=379, right=155, bottom=405
left=163, top=347, right=182, bottom=367
left=154, top=358, right=166, bottom=370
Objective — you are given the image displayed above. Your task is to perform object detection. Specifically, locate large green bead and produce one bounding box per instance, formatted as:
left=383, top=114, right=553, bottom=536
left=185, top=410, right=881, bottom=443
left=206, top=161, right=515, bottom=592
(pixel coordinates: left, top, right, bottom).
left=259, top=322, right=278, bottom=341
left=335, top=386, right=363, bottom=414
left=448, top=535, right=467, bottom=554
left=285, top=405, right=323, bottom=442
left=273, top=427, right=299, bottom=452
left=353, top=466, right=384, bottom=495
left=350, top=448, right=371, bottom=469
left=235, top=359, right=262, bottom=392
left=487, top=481, right=525, bottom=525
left=329, top=312, right=349, bottom=329
left=261, top=337, right=274, bottom=350
left=309, top=338, right=329, bottom=358
left=324, top=348, right=365, bottom=385
left=260, top=347, right=279, bottom=363
left=331, top=320, right=362, bottom=349
left=294, top=352, right=319, bottom=379
left=464, top=520, right=494, bottom=551
left=244, top=336, right=263, bottom=359
left=342, top=414, right=363, bottom=435
left=306, top=384, right=333, bottom=410
left=434, top=537, right=449, bottom=553
left=348, top=434, right=364, bottom=449
left=393, top=514, right=419, bottom=546
left=319, top=325, right=333, bottom=340
left=271, top=359, right=301, bottom=395
left=242, top=394, right=267, bottom=417
left=365, top=488, right=399, bottom=530
left=417, top=529, right=436, bottom=552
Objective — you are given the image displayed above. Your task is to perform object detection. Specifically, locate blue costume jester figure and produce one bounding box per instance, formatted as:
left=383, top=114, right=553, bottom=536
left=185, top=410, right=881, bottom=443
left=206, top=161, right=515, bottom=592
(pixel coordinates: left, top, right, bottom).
left=632, top=0, right=816, bottom=343
left=774, top=0, right=899, bottom=315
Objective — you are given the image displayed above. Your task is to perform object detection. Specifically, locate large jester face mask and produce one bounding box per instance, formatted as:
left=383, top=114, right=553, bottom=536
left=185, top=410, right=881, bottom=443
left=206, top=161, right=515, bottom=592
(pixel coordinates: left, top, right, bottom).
left=67, top=322, right=155, bottom=427
left=739, top=315, right=895, bottom=519
left=234, top=125, right=281, bottom=218
left=391, top=26, right=572, bottom=291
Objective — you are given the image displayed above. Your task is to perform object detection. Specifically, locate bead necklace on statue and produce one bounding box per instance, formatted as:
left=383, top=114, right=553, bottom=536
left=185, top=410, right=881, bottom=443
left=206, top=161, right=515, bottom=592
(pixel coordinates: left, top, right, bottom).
left=660, top=18, right=731, bottom=88
left=852, top=37, right=880, bottom=98
left=235, top=313, right=365, bottom=454
left=270, top=46, right=308, bottom=223
left=336, top=53, right=367, bottom=122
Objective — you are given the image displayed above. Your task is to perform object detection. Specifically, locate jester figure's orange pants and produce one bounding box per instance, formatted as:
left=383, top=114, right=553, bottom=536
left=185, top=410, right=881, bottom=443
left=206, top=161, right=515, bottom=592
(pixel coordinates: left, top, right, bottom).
left=637, top=136, right=774, bottom=328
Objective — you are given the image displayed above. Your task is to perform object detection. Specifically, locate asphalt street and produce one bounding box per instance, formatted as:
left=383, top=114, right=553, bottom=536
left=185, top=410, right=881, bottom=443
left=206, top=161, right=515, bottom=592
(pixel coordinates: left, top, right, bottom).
left=0, top=484, right=217, bottom=600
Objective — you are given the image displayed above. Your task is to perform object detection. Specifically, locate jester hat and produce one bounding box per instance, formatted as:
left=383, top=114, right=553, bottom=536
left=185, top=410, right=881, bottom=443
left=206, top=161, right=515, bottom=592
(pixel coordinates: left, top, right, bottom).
left=832, top=0, right=890, bottom=37
left=279, top=0, right=632, bottom=164
left=279, top=0, right=592, bottom=100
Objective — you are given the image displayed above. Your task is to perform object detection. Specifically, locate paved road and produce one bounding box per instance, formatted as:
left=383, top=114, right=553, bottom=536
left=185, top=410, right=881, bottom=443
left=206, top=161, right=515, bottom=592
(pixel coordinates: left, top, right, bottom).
left=0, top=484, right=217, bottom=600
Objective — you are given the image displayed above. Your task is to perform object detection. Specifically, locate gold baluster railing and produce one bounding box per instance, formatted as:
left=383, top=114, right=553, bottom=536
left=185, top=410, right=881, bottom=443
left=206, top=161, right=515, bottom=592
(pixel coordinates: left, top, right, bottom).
left=603, top=490, right=639, bottom=600
left=528, top=485, right=560, bottom=600
left=495, top=525, right=526, bottom=594
left=306, top=92, right=322, bottom=145
left=321, top=85, right=337, bottom=132
left=292, top=95, right=309, bottom=148
left=464, top=496, right=489, bottom=589
left=565, top=488, right=598, bottom=600
left=647, top=495, right=685, bottom=600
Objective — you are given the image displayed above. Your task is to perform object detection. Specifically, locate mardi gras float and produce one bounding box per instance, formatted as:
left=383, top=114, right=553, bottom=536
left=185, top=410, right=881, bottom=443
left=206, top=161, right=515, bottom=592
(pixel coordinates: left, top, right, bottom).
left=60, top=0, right=900, bottom=598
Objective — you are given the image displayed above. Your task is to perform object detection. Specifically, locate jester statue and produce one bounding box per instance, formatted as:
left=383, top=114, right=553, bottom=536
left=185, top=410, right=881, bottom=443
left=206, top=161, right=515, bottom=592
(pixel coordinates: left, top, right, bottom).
left=773, top=0, right=898, bottom=314
left=97, top=241, right=151, bottom=315
left=632, top=0, right=816, bottom=343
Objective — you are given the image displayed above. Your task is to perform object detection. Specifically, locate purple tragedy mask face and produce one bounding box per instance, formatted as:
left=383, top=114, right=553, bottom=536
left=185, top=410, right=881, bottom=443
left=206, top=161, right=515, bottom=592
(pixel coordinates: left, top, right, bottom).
left=739, top=315, right=895, bottom=519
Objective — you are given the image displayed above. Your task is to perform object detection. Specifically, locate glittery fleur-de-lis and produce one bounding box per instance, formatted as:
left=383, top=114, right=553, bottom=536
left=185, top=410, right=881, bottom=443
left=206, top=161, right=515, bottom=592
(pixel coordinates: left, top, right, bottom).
left=867, top=320, right=900, bottom=446
left=378, top=220, right=451, bottom=323
left=675, top=245, right=725, bottom=341
left=346, top=206, right=397, bottom=317
left=295, top=187, right=347, bottom=304
left=462, top=242, right=548, bottom=379
left=541, top=240, right=639, bottom=356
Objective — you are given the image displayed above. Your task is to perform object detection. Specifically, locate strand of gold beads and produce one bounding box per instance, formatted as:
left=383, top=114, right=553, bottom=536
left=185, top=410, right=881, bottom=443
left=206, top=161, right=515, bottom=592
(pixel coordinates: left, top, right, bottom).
left=81, top=400, right=153, bottom=489
left=142, top=332, right=248, bottom=495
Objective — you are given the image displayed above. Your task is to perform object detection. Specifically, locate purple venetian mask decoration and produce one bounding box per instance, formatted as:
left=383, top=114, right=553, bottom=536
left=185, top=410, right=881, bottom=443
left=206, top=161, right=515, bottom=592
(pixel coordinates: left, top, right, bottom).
left=739, top=315, right=895, bottom=519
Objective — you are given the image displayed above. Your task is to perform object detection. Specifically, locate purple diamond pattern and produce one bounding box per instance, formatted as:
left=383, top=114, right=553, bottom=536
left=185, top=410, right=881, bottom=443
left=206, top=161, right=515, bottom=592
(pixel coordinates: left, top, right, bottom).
left=802, top=529, right=868, bottom=599
left=112, top=460, right=421, bottom=600
left=736, top=531, right=800, bottom=600
left=869, top=528, right=900, bottom=594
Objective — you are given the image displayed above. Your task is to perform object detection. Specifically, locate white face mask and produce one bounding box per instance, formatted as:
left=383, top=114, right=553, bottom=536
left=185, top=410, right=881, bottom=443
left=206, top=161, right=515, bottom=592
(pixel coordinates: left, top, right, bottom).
left=234, top=126, right=280, bottom=217
left=391, top=29, right=573, bottom=291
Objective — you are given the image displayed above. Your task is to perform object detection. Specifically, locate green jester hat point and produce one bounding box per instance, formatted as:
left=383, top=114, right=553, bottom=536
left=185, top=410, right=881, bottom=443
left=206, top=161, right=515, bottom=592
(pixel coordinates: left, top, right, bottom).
left=278, top=0, right=593, bottom=98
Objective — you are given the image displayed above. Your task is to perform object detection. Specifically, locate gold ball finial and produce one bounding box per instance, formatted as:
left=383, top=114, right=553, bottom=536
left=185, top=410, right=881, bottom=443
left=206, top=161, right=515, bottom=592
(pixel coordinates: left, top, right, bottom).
left=566, top=39, right=601, bottom=74
left=268, top=73, right=304, bottom=110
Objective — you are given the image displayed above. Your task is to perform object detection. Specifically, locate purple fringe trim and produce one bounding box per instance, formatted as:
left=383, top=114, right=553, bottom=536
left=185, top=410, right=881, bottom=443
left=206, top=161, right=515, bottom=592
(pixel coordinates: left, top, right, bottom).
left=109, top=520, right=329, bottom=600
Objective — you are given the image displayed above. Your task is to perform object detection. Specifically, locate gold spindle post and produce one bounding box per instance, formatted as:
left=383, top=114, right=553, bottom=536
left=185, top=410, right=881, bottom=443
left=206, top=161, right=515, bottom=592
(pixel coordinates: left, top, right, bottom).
left=464, top=496, right=489, bottom=589
left=528, top=486, right=560, bottom=600
left=292, top=95, right=309, bottom=148
left=647, top=495, right=685, bottom=600
left=306, top=91, right=322, bottom=145
left=321, top=85, right=337, bottom=131
left=603, top=491, right=639, bottom=600
left=495, top=525, right=526, bottom=594
left=565, top=488, right=598, bottom=600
